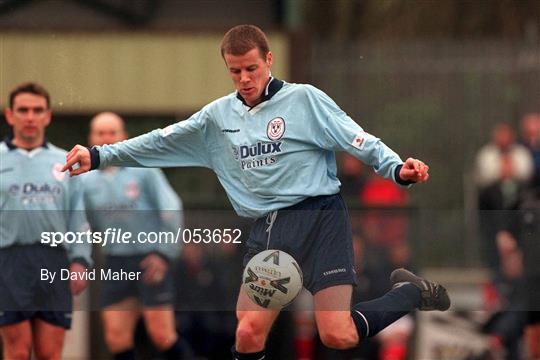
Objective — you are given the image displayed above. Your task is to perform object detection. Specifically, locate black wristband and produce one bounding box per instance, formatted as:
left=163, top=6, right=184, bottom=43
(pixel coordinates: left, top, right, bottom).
left=88, top=146, right=101, bottom=170
left=394, top=164, right=415, bottom=186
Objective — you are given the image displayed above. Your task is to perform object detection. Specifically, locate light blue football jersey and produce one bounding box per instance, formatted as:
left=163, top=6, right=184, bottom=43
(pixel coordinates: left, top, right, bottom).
left=81, top=167, right=182, bottom=259
left=0, top=139, right=92, bottom=265
left=98, top=79, right=406, bottom=218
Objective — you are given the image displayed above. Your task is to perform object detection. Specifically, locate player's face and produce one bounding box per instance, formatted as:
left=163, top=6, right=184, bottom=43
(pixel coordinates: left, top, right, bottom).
left=89, top=117, right=126, bottom=146
left=522, top=115, right=540, bottom=141
left=224, top=48, right=272, bottom=107
left=5, top=93, right=51, bottom=144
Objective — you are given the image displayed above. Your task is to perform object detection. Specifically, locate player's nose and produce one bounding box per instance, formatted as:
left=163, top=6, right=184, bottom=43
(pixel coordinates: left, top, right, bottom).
left=25, top=111, right=36, bottom=121
left=240, top=70, right=250, bottom=83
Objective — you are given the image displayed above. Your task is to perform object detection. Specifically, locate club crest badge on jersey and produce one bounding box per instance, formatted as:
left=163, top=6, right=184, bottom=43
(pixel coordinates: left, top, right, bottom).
left=267, top=117, right=285, bottom=141
left=52, top=163, right=66, bottom=181
left=125, top=182, right=140, bottom=200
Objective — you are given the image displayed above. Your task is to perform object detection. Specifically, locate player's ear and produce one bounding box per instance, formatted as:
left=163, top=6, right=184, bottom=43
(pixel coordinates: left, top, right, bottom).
left=266, top=51, right=273, bottom=67
left=4, top=108, right=14, bottom=126
left=43, top=110, right=52, bottom=128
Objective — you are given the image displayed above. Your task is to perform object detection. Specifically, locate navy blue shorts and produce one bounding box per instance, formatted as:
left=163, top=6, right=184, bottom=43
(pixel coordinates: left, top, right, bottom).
left=100, top=255, right=174, bottom=308
left=0, top=244, right=72, bottom=329
left=243, top=193, right=358, bottom=294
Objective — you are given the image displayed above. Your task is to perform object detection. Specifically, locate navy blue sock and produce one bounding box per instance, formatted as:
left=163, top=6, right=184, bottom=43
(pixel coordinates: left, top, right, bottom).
left=113, top=348, right=135, bottom=360
left=231, top=346, right=266, bottom=359
left=351, top=283, right=421, bottom=338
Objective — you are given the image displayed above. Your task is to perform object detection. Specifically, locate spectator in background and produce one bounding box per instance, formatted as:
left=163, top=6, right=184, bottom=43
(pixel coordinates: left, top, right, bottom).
left=360, top=174, right=409, bottom=208
left=475, top=122, right=534, bottom=359
left=520, top=113, right=540, bottom=190
left=475, top=122, right=533, bottom=270
left=482, top=231, right=528, bottom=360
left=81, top=112, right=185, bottom=360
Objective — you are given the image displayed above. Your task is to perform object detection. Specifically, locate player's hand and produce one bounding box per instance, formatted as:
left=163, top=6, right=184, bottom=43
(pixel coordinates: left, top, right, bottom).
left=61, top=145, right=91, bottom=176
left=399, top=157, right=430, bottom=183
left=140, top=254, right=168, bottom=285
left=69, top=262, right=88, bottom=295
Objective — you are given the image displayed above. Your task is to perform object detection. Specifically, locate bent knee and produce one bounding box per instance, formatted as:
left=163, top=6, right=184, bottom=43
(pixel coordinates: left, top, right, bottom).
left=319, top=330, right=358, bottom=350
left=104, top=328, right=133, bottom=353
left=236, top=321, right=267, bottom=351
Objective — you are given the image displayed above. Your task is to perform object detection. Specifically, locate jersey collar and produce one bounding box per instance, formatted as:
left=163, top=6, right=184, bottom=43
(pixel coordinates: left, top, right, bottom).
left=235, top=77, right=284, bottom=110
left=3, top=136, right=49, bottom=151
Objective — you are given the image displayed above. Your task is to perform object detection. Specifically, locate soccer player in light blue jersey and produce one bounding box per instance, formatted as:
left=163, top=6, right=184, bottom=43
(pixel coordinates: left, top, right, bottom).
left=1, top=83, right=91, bottom=360
left=63, top=25, right=450, bottom=360
left=82, top=112, right=185, bottom=360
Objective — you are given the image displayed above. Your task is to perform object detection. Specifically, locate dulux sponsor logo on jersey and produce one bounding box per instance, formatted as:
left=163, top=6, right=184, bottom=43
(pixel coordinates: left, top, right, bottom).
left=239, top=142, right=282, bottom=159
left=16, top=183, right=62, bottom=195
left=232, top=141, right=283, bottom=170
left=9, top=182, right=63, bottom=204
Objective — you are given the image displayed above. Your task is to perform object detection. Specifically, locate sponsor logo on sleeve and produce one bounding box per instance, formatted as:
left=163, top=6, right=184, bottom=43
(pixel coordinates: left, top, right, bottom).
left=351, top=134, right=365, bottom=150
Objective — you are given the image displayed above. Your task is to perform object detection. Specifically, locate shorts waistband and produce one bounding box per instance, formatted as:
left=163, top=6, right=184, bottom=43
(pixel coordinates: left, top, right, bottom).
left=258, top=193, right=341, bottom=219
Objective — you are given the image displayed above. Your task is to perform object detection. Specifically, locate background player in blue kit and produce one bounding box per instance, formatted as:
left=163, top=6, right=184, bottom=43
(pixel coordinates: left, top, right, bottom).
left=81, top=112, right=185, bottom=360
left=62, top=25, right=450, bottom=360
left=1, top=82, right=91, bottom=360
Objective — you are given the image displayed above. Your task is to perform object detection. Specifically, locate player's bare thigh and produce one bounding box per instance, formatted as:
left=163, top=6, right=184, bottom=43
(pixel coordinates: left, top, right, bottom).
left=32, top=318, right=66, bottom=360
left=0, top=321, right=32, bottom=360
left=314, top=285, right=359, bottom=349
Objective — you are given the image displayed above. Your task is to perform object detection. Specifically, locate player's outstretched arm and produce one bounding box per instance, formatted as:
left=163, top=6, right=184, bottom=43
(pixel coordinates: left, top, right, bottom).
left=399, top=157, right=430, bottom=183
left=61, top=145, right=91, bottom=177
